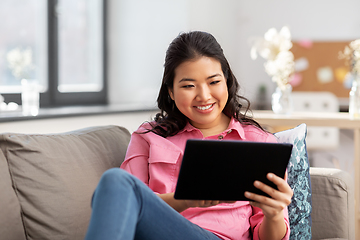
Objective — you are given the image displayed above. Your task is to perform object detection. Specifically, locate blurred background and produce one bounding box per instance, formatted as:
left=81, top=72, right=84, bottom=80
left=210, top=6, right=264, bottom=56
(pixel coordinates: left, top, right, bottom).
left=1, top=0, right=360, bottom=108
left=1, top=0, right=360, bottom=173
left=106, top=0, right=360, bottom=109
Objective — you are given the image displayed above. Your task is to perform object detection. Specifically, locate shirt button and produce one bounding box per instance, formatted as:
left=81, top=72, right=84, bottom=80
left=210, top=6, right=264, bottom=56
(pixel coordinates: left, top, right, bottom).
left=218, top=135, right=224, bottom=140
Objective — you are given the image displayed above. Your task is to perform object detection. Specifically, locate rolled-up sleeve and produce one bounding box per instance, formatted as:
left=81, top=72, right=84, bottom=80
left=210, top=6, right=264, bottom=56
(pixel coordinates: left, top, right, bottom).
left=250, top=205, right=290, bottom=240
left=121, top=132, right=150, bottom=186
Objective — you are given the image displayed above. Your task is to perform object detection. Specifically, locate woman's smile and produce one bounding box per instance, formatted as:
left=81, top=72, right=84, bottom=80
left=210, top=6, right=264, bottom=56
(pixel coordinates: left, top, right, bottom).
left=168, top=56, right=230, bottom=135
left=194, top=103, right=215, bottom=112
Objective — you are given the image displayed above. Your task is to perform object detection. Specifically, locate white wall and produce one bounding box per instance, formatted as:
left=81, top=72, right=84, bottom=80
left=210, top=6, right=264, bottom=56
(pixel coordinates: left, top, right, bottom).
left=108, top=0, right=189, bottom=108
left=235, top=0, right=360, bottom=102
left=108, top=0, right=360, bottom=105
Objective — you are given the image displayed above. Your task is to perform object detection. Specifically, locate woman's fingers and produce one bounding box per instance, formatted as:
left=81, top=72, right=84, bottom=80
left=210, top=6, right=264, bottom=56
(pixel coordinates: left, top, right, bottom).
left=254, top=174, right=292, bottom=200
left=244, top=173, right=293, bottom=212
left=250, top=174, right=292, bottom=200
left=245, top=191, right=286, bottom=209
left=204, top=200, right=219, bottom=206
left=266, top=173, right=293, bottom=196
left=220, top=200, right=236, bottom=204
left=185, top=199, right=223, bottom=208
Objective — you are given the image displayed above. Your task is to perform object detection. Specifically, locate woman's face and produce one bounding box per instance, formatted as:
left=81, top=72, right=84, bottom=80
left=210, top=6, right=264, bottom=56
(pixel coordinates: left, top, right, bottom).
left=169, top=56, right=229, bottom=131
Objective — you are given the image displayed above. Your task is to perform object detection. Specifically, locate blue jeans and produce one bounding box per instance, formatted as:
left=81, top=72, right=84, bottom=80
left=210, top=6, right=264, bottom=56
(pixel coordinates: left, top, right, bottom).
left=85, top=168, right=221, bottom=240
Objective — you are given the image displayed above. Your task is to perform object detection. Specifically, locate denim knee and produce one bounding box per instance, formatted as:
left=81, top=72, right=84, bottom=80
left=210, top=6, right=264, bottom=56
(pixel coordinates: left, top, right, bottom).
left=99, top=168, right=134, bottom=188
left=91, top=168, right=134, bottom=203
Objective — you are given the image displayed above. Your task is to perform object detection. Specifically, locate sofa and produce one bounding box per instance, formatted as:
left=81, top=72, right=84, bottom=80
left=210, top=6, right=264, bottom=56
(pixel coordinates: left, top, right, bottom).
left=0, top=125, right=355, bottom=240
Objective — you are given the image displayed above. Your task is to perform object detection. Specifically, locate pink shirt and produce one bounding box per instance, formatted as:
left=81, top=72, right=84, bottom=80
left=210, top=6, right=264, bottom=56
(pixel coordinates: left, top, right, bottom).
left=121, top=118, right=290, bottom=240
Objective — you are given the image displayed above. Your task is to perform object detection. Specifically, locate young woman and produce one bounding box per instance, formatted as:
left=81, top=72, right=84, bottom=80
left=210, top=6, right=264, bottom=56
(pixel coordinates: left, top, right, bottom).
left=85, top=31, right=292, bottom=240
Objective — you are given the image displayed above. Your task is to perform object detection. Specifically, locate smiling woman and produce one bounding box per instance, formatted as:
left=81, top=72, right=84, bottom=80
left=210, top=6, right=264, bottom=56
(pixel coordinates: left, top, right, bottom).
left=85, top=31, right=292, bottom=240
left=150, top=31, right=265, bottom=138
left=169, top=56, right=229, bottom=136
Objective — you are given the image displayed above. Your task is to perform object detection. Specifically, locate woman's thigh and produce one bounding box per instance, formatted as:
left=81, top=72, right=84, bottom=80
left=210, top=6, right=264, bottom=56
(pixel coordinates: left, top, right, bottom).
left=95, top=168, right=221, bottom=240
left=133, top=180, right=220, bottom=240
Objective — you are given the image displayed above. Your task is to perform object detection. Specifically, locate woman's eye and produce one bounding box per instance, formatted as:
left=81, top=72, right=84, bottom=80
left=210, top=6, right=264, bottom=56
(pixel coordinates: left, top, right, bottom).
left=181, top=85, right=194, bottom=88
left=210, top=80, right=220, bottom=85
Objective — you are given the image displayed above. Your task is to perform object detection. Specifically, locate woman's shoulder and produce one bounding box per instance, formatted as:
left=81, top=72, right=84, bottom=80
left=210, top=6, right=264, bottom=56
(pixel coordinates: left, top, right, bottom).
left=129, top=121, right=183, bottom=151
left=131, top=121, right=167, bottom=141
left=135, top=121, right=156, bottom=132
left=240, top=123, right=276, bottom=143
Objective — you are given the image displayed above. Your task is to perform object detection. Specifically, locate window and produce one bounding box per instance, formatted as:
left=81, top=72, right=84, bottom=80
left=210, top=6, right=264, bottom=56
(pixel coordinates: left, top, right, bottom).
left=0, top=0, right=106, bottom=107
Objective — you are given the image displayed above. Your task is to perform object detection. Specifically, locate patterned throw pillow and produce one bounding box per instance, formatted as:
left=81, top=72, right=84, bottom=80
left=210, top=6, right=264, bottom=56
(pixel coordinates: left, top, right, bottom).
left=274, top=123, right=312, bottom=239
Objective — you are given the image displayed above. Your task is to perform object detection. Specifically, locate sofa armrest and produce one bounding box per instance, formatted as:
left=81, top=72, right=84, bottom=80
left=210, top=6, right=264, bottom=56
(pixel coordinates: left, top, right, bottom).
left=310, top=167, right=355, bottom=240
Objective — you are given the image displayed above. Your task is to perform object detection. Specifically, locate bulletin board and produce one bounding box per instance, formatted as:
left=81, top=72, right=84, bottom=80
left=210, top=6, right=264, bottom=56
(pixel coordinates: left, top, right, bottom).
left=290, top=41, right=351, bottom=98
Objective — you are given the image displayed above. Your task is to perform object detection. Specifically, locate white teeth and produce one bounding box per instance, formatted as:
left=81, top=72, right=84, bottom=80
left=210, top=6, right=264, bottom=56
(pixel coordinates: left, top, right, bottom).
left=196, top=104, right=213, bottom=110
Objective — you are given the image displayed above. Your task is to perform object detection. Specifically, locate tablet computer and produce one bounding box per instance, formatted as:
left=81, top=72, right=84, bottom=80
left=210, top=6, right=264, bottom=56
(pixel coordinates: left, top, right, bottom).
left=174, top=139, right=293, bottom=201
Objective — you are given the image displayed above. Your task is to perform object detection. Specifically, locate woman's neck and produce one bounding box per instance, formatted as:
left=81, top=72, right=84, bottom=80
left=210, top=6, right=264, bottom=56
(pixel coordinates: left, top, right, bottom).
left=196, top=114, right=231, bottom=138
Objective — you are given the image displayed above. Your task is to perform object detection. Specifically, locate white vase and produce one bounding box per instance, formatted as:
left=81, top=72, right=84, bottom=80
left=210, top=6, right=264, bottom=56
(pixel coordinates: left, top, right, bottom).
left=271, top=84, right=293, bottom=114
left=21, top=79, right=40, bottom=116
left=349, top=74, right=360, bottom=120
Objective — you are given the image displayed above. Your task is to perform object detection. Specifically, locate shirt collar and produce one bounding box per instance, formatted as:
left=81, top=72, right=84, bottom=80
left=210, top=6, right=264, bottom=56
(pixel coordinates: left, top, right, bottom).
left=178, top=117, right=246, bottom=139
left=178, top=121, right=198, bottom=134
left=226, top=117, right=245, bottom=139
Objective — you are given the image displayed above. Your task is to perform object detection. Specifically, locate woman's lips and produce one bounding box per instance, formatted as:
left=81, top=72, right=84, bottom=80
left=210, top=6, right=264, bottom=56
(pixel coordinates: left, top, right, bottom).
left=194, top=103, right=215, bottom=112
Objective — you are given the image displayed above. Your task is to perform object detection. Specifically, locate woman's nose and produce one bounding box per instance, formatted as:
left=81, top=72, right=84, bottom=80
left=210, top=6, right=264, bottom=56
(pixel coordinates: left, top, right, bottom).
left=196, top=85, right=211, bottom=101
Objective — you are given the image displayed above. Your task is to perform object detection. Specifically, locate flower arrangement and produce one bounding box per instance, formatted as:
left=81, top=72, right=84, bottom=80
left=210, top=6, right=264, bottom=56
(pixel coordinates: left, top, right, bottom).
left=339, top=39, right=360, bottom=76
left=6, top=47, right=35, bottom=80
left=340, top=39, right=360, bottom=119
left=250, top=26, right=295, bottom=91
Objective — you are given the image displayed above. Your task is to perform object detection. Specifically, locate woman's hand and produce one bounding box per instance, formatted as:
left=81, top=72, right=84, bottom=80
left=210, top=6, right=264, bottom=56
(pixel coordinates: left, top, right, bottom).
left=184, top=199, right=235, bottom=208
left=184, top=200, right=220, bottom=208
left=158, top=193, right=235, bottom=213
left=244, top=172, right=292, bottom=219
left=244, top=172, right=292, bottom=240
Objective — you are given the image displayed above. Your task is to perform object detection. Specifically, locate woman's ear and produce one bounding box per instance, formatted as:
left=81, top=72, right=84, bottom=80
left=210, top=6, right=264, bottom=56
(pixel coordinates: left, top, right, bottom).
left=168, top=88, right=174, bottom=100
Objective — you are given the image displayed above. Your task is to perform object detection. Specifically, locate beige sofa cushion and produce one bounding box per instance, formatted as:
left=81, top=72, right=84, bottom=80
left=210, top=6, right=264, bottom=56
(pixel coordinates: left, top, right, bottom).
left=310, top=167, right=355, bottom=240
left=0, top=125, right=131, bottom=240
left=0, top=149, right=26, bottom=240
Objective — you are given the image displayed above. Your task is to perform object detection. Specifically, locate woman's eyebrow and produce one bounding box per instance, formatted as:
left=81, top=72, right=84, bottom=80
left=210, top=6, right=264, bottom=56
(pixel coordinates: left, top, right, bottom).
left=207, top=73, right=222, bottom=79
left=178, top=78, right=195, bottom=83
left=178, top=74, right=222, bottom=83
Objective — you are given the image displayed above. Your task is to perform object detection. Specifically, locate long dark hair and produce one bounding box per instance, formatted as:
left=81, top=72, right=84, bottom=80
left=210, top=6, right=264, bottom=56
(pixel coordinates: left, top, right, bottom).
left=145, top=31, right=265, bottom=137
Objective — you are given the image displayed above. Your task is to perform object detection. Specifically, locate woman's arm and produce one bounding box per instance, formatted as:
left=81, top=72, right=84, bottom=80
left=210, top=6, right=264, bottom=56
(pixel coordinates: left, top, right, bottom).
left=158, top=193, right=231, bottom=213
left=258, top=214, right=287, bottom=240
left=123, top=132, right=226, bottom=213
left=245, top=173, right=292, bottom=240
left=121, top=132, right=151, bottom=185
left=158, top=193, right=188, bottom=212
